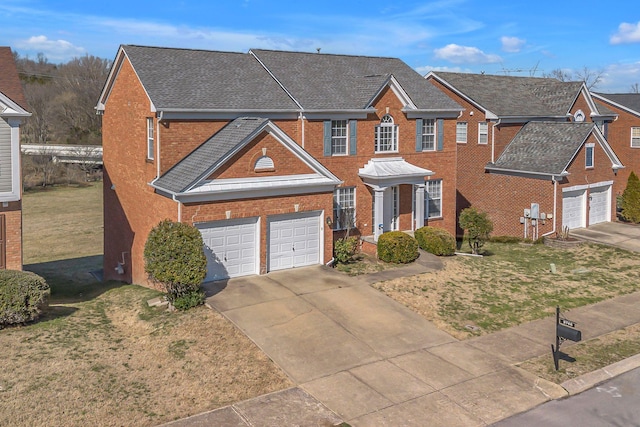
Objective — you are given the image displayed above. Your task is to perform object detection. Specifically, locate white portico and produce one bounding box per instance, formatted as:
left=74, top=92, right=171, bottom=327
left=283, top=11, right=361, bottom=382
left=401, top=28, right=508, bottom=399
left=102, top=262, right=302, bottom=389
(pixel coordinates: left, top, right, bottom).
left=359, top=157, right=434, bottom=241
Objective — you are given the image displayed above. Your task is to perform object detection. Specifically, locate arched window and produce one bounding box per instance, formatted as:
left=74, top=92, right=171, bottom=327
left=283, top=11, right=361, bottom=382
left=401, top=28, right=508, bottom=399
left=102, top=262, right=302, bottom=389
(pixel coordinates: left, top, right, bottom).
left=254, top=156, right=275, bottom=171
left=375, top=114, right=398, bottom=152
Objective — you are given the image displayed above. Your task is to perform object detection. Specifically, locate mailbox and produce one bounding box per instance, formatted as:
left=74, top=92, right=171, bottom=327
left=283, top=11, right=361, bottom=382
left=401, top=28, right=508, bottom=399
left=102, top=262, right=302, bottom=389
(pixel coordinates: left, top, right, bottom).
left=557, top=324, right=581, bottom=342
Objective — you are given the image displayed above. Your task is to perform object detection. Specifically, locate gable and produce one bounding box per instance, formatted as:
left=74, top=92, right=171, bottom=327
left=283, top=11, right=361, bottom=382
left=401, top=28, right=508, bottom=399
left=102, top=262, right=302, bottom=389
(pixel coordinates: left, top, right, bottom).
left=209, top=130, right=315, bottom=180
left=151, top=117, right=341, bottom=202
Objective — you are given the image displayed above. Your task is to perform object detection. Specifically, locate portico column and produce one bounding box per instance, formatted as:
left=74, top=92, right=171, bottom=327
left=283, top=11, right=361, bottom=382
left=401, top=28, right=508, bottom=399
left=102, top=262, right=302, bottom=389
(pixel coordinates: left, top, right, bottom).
left=415, top=183, right=425, bottom=230
left=374, top=187, right=385, bottom=241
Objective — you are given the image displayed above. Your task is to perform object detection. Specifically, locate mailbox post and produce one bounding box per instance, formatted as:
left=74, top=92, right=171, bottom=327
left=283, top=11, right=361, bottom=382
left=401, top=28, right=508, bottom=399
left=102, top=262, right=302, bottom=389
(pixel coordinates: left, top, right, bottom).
left=552, top=306, right=582, bottom=370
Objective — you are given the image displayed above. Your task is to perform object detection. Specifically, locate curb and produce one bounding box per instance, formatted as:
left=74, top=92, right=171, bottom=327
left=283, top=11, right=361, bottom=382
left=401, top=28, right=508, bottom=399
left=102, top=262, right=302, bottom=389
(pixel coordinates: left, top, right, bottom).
left=560, top=353, right=640, bottom=395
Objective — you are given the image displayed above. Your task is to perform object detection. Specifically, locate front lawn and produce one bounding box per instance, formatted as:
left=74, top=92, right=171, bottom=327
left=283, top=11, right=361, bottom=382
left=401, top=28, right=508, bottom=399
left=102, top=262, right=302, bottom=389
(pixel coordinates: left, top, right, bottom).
left=0, top=184, right=291, bottom=427
left=373, top=241, right=640, bottom=339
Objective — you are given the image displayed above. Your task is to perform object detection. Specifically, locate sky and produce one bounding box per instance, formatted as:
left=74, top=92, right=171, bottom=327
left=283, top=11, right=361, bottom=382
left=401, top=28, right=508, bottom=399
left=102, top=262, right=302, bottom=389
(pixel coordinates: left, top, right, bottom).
left=1, top=0, right=639, bottom=92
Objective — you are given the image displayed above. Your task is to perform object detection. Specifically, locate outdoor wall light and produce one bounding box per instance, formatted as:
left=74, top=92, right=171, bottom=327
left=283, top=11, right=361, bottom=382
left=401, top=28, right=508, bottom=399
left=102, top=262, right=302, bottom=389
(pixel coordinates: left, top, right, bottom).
left=326, top=216, right=333, bottom=227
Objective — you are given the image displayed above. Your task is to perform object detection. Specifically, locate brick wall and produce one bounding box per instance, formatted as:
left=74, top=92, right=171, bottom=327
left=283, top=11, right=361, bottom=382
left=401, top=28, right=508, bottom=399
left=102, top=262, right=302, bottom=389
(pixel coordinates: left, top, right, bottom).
left=0, top=201, right=22, bottom=270
left=102, top=58, right=178, bottom=285
left=594, top=99, right=640, bottom=199
left=309, top=86, right=458, bottom=238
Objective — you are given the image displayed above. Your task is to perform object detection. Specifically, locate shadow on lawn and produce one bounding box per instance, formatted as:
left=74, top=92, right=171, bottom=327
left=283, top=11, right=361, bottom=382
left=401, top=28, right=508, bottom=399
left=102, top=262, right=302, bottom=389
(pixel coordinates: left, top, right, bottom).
left=24, top=255, right=126, bottom=304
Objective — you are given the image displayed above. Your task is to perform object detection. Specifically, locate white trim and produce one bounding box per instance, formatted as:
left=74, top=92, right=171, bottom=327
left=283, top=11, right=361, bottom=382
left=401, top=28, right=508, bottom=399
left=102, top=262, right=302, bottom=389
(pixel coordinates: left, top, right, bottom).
left=562, top=180, right=614, bottom=193
left=0, top=118, right=24, bottom=202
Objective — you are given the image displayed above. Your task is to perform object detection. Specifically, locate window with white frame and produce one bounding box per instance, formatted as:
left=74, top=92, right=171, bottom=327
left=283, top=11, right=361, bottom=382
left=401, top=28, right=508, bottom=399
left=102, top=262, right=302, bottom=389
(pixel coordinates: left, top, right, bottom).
left=146, top=117, right=154, bottom=160
left=331, top=120, right=348, bottom=155
left=375, top=114, right=398, bottom=152
left=456, top=122, right=467, bottom=143
left=478, top=122, right=488, bottom=144
left=425, top=179, right=442, bottom=219
left=585, top=143, right=594, bottom=168
left=632, top=127, right=640, bottom=148
left=333, top=187, right=356, bottom=230
left=421, top=119, right=436, bottom=151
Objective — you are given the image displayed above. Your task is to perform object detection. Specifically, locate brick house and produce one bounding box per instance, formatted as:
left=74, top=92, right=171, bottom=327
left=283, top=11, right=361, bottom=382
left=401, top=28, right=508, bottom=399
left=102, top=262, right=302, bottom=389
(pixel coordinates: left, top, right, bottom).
left=0, top=47, right=30, bottom=270
left=426, top=72, right=623, bottom=238
left=591, top=93, right=640, bottom=198
left=97, top=45, right=462, bottom=285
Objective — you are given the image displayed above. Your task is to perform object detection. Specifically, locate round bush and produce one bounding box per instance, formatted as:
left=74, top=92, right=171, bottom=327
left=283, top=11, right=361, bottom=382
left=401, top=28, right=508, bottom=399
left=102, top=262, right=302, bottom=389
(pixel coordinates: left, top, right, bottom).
left=0, top=270, right=50, bottom=328
left=377, top=231, right=419, bottom=264
left=144, top=220, right=207, bottom=302
left=414, top=226, right=456, bottom=256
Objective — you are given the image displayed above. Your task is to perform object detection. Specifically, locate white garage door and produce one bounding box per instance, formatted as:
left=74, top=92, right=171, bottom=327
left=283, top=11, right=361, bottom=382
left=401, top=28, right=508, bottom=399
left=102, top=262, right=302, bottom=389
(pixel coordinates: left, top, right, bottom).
left=589, top=186, right=611, bottom=225
left=197, top=217, right=259, bottom=281
left=562, top=189, right=586, bottom=229
left=268, top=212, right=321, bottom=271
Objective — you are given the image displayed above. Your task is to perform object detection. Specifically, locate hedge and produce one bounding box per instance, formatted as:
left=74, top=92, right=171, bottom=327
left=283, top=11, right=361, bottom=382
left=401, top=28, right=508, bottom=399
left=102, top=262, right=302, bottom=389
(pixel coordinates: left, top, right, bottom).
left=0, top=269, right=50, bottom=327
left=377, top=231, right=419, bottom=264
left=414, top=226, right=456, bottom=256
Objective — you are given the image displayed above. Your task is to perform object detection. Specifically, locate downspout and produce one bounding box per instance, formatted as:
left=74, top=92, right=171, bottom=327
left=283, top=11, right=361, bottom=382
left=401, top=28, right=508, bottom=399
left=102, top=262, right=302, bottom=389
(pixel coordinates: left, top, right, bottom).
left=156, top=111, right=162, bottom=179
left=491, top=119, right=501, bottom=163
left=299, top=111, right=305, bottom=149
left=542, top=177, right=558, bottom=237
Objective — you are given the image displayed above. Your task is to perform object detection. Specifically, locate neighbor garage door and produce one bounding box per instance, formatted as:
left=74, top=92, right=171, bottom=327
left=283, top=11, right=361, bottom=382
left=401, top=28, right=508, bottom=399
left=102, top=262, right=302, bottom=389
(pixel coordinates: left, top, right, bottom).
left=589, top=185, right=611, bottom=225
left=268, top=211, right=321, bottom=271
left=562, top=189, right=586, bottom=229
left=197, top=217, right=259, bottom=281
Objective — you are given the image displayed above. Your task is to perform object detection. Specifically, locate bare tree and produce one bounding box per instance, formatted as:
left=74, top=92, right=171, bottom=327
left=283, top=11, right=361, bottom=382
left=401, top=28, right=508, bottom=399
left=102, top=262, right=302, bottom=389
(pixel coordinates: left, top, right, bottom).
left=630, top=83, right=640, bottom=94
left=544, top=66, right=604, bottom=90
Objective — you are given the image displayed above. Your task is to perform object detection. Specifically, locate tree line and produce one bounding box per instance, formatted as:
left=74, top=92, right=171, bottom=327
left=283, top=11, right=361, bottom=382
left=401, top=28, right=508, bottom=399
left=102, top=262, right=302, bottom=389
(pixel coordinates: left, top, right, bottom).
left=14, top=51, right=111, bottom=146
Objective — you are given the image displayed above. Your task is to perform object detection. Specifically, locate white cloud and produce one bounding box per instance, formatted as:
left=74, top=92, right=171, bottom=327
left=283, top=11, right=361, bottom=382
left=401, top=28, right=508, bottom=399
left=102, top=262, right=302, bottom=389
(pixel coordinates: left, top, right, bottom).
left=15, top=35, right=85, bottom=61
left=415, top=65, right=469, bottom=75
left=433, top=44, right=501, bottom=64
left=501, top=36, right=525, bottom=53
left=597, top=61, right=640, bottom=92
left=611, top=21, right=640, bottom=44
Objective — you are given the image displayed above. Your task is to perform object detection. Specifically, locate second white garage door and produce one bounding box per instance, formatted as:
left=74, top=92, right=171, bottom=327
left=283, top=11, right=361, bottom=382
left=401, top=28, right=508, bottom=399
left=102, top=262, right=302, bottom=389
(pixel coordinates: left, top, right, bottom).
left=197, top=217, right=259, bottom=281
left=562, top=189, right=586, bottom=229
left=589, top=185, right=611, bottom=225
left=268, top=212, right=321, bottom=271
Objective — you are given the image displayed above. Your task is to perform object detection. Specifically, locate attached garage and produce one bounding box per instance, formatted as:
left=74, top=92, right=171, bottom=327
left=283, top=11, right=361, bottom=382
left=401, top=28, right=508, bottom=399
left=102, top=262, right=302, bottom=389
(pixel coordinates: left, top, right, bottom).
left=268, top=211, right=322, bottom=271
left=197, top=217, right=259, bottom=281
left=562, top=189, right=586, bottom=230
left=588, top=185, right=611, bottom=226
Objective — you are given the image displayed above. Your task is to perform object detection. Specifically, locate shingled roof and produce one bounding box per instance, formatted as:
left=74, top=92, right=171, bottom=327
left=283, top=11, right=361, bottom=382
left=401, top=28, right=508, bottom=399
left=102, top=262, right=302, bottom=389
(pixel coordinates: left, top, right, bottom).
left=153, top=117, right=271, bottom=193
left=250, top=49, right=460, bottom=111
left=0, top=46, right=29, bottom=110
left=121, top=45, right=299, bottom=111
left=594, top=93, right=640, bottom=115
left=487, top=122, right=597, bottom=175
left=431, top=72, right=584, bottom=118
left=109, top=45, right=460, bottom=114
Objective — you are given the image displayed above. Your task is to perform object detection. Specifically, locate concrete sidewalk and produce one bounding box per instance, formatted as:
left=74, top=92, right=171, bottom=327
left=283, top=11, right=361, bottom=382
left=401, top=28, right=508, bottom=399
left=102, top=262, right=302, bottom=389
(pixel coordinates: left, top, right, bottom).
left=163, top=244, right=640, bottom=427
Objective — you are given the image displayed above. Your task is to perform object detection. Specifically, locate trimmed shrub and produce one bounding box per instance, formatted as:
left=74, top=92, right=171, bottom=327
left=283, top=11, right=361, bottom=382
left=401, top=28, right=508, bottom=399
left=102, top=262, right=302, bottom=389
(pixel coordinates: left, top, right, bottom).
left=0, top=270, right=50, bottom=327
left=173, top=289, right=206, bottom=311
left=414, top=226, right=456, bottom=256
left=377, top=231, right=419, bottom=264
left=144, top=220, right=207, bottom=304
left=334, top=236, right=359, bottom=264
left=621, top=171, right=640, bottom=223
left=459, top=207, right=493, bottom=255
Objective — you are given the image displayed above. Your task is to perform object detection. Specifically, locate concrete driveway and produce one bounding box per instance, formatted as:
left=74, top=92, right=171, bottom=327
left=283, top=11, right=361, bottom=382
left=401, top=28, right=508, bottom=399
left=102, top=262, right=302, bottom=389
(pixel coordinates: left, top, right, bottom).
left=203, top=263, right=565, bottom=426
left=570, top=222, right=640, bottom=252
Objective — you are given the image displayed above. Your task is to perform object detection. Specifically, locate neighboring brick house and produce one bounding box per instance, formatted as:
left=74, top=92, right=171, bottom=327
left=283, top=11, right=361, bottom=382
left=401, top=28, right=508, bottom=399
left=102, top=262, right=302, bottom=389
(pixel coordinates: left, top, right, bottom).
left=591, top=93, right=640, bottom=198
left=97, top=45, right=462, bottom=285
left=426, top=72, right=622, bottom=238
left=0, top=47, right=30, bottom=270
